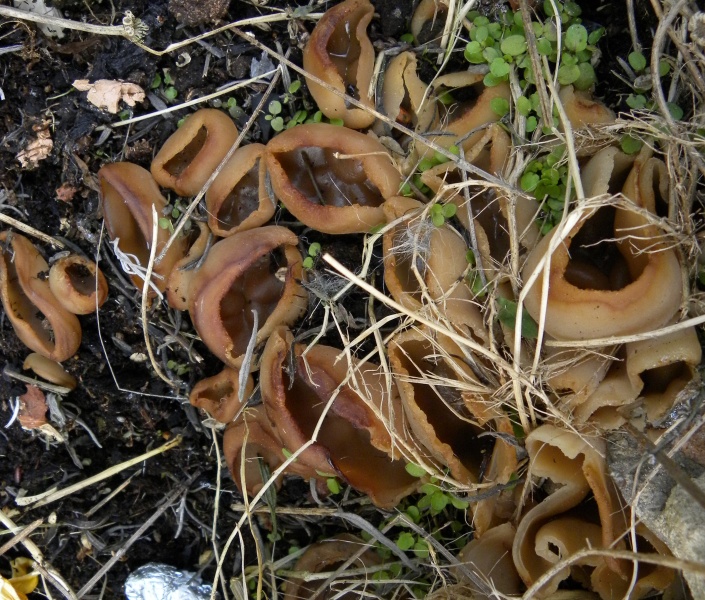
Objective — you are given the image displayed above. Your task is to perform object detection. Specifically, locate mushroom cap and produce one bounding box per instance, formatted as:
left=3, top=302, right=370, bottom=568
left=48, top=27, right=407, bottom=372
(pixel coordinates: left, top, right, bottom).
left=48, top=254, right=108, bottom=315
left=303, top=0, right=376, bottom=129
left=265, top=123, right=401, bottom=234
left=0, top=232, right=81, bottom=362
left=189, top=365, right=254, bottom=424
left=151, top=108, right=239, bottom=197
left=188, top=226, right=307, bottom=368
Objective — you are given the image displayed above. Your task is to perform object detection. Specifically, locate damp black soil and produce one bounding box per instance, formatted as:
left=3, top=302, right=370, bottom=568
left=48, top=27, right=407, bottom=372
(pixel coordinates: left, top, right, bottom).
left=0, top=0, right=676, bottom=597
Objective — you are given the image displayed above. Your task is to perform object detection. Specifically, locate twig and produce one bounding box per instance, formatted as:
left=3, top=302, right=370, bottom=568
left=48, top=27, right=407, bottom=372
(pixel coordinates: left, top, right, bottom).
left=0, top=518, right=43, bottom=556
left=16, top=435, right=182, bottom=507
left=76, top=471, right=201, bottom=598
left=0, top=213, right=65, bottom=248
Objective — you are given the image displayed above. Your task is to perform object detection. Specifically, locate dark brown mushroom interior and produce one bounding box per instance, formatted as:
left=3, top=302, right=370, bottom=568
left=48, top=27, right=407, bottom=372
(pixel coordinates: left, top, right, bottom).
left=162, top=126, right=208, bottom=178
left=274, top=146, right=385, bottom=208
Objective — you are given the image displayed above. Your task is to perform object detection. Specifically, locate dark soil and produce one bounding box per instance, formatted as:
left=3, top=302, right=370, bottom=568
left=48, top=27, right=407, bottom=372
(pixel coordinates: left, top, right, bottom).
left=0, top=0, right=672, bottom=597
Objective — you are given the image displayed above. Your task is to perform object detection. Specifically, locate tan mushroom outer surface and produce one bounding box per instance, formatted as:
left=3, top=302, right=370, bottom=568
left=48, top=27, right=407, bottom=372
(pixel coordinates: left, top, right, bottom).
left=99, top=162, right=188, bottom=293
left=0, top=232, right=81, bottom=362
left=189, top=366, right=253, bottom=424
left=48, top=255, right=108, bottom=314
left=165, top=221, right=211, bottom=311
left=512, top=425, right=627, bottom=598
left=205, top=143, right=274, bottom=236
left=302, top=0, right=376, bottom=129
left=260, top=327, right=418, bottom=509
left=150, top=108, right=239, bottom=197
left=23, top=353, right=77, bottom=390
left=265, top=123, right=401, bottom=234
left=188, top=226, right=307, bottom=368
left=283, top=534, right=381, bottom=600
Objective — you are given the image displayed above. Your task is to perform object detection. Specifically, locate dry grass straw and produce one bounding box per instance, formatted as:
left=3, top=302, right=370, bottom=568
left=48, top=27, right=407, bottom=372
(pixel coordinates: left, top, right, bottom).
left=6, top=0, right=705, bottom=598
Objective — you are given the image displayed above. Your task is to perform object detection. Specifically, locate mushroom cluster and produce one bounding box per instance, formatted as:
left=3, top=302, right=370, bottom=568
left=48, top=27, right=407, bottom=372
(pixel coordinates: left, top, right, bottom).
left=0, top=230, right=107, bottom=392
left=84, top=0, right=699, bottom=596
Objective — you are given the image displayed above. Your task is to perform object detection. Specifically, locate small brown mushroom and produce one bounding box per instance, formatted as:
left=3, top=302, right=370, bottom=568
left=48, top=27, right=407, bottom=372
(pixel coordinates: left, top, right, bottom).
left=0, top=232, right=81, bottom=362
left=23, top=353, right=77, bottom=390
left=302, top=0, right=376, bottom=129
left=283, top=534, right=381, bottom=600
left=151, top=108, right=239, bottom=197
left=260, top=327, right=418, bottom=509
left=99, top=162, right=188, bottom=293
left=205, top=143, right=274, bottom=237
left=265, top=123, right=401, bottom=234
left=189, top=365, right=254, bottom=424
left=188, top=227, right=307, bottom=368
left=48, top=255, right=108, bottom=314
left=559, top=85, right=615, bottom=130
left=410, top=0, right=449, bottom=45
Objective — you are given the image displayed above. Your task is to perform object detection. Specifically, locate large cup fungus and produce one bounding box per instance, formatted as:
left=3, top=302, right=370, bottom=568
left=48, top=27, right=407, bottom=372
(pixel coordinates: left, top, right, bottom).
left=265, top=123, right=401, bottom=234
left=99, top=162, right=188, bottom=293
left=0, top=232, right=81, bottom=363
left=188, top=226, right=307, bottom=368
left=302, top=0, right=376, bottom=129
left=151, top=108, right=239, bottom=197
left=260, top=327, right=418, bottom=509
left=522, top=147, right=683, bottom=340
left=189, top=365, right=254, bottom=424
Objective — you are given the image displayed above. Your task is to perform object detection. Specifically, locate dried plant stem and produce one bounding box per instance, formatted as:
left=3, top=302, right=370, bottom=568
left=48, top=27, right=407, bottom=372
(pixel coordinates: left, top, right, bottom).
left=0, top=518, right=43, bottom=556
left=76, top=471, right=200, bottom=598
left=0, top=6, right=130, bottom=37
left=0, top=213, right=65, bottom=248
left=16, top=435, right=182, bottom=507
left=157, top=61, right=284, bottom=263
left=0, top=512, right=77, bottom=600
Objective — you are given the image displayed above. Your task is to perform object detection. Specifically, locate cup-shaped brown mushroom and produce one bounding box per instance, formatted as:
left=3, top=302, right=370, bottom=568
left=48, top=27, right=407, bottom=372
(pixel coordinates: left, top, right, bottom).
left=48, top=255, right=108, bottom=315
left=410, top=0, right=449, bottom=44
left=151, top=108, right=239, bottom=197
left=0, top=232, right=81, bottom=362
left=189, top=366, right=254, bottom=424
left=522, top=149, right=682, bottom=340
left=388, top=327, right=517, bottom=534
left=283, top=534, right=381, bottom=600
left=559, top=85, right=615, bottom=130
left=99, top=162, right=188, bottom=293
left=455, top=523, right=524, bottom=599
left=383, top=196, right=488, bottom=342
left=260, top=327, right=418, bottom=508
left=265, top=123, right=401, bottom=234
left=205, top=143, right=274, bottom=237
left=303, top=0, right=376, bottom=129
left=380, top=51, right=436, bottom=134
left=512, top=425, right=625, bottom=597
left=415, top=72, right=510, bottom=159
left=188, top=226, right=307, bottom=368
left=165, top=221, right=211, bottom=311
left=224, top=406, right=328, bottom=498
left=625, top=326, right=702, bottom=424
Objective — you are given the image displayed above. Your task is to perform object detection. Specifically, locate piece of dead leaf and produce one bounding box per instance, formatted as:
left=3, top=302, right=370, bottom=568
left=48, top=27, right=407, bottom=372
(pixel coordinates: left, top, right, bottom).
left=16, top=128, right=53, bottom=169
left=73, top=79, right=146, bottom=114
left=55, top=182, right=78, bottom=203
left=17, top=385, right=48, bottom=429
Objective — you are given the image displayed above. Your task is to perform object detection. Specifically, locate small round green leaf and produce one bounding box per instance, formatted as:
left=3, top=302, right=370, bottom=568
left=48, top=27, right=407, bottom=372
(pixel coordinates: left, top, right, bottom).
left=621, top=135, right=643, bottom=155
left=628, top=51, right=647, bottom=72
left=557, top=63, right=580, bottom=85
left=565, top=24, right=588, bottom=52
left=396, top=532, right=415, bottom=551
left=500, top=35, right=527, bottom=57
left=536, top=37, right=553, bottom=55
left=405, top=463, right=426, bottom=477
left=490, top=97, right=510, bottom=117
left=516, top=96, right=532, bottom=117
left=269, top=100, right=282, bottom=115
left=490, top=57, right=510, bottom=78
left=521, top=172, right=540, bottom=192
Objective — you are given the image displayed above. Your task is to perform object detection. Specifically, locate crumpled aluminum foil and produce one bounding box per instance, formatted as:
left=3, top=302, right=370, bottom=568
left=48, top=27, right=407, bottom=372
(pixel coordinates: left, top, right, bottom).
left=124, top=563, right=213, bottom=600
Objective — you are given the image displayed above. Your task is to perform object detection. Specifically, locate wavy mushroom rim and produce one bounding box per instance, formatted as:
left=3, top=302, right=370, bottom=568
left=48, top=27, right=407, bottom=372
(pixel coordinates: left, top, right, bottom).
left=188, top=226, right=308, bottom=369
left=0, top=232, right=82, bottom=363
left=302, top=0, right=376, bottom=129
left=150, top=108, right=239, bottom=197
left=48, top=254, right=108, bottom=315
left=264, top=123, right=402, bottom=234
left=259, top=326, right=419, bottom=509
